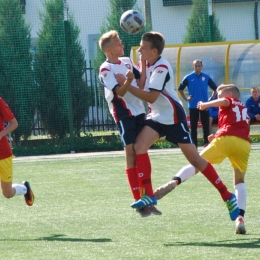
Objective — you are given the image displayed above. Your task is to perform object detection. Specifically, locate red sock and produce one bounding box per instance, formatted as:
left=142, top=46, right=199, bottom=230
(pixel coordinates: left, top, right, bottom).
left=201, top=162, right=232, bottom=201
left=126, top=168, right=141, bottom=200
left=136, top=153, right=154, bottom=197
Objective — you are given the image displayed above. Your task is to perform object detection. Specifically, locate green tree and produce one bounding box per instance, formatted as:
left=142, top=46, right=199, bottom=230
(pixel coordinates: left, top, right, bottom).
left=34, top=0, right=89, bottom=138
left=0, top=0, right=36, bottom=143
left=184, top=0, right=225, bottom=43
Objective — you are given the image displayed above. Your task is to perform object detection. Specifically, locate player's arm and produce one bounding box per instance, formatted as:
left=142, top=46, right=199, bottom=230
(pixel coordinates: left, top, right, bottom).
left=114, top=71, right=134, bottom=96
left=128, top=85, right=160, bottom=103
left=209, top=90, right=217, bottom=100
left=116, top=71, right=159, bottom=102
left=208, top=78, right=218, bottom=99
left=178, top=78, right=191, bottom=101
left=0, top=118, right=18, bottom=140
left=136, top=60, right=146, bottom=90
left=197, top=98, right=230, bottom=110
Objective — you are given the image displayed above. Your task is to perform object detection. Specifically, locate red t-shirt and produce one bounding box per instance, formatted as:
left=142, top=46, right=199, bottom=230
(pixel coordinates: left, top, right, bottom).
left=0, top=97, right=14, bottom=159
left=215, top=97, right=250, bottom=142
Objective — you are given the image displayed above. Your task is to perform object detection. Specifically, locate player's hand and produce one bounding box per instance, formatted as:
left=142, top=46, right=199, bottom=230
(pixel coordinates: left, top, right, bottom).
left=139, top=54, right=146, bottom=62
left=197, top=101, right=205, bottom=110
left=208, top=134, right=215, bottom=143
left=115, top=73, right=126, bottom=86
left=255, top=114, right=260, bottom=121
left=125, top=70, right=134, bottom=81
left=187, top=95, right=192, bottom=101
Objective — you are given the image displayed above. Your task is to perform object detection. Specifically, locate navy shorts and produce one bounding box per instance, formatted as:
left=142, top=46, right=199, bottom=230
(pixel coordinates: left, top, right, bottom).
left=145, top=119, right=193, bottom=145
left=117, top=113, right=145, bottom=146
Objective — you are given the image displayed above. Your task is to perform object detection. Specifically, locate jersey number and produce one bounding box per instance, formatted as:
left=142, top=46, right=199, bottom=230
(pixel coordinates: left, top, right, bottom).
left=232, top=106, right=248, bottom=123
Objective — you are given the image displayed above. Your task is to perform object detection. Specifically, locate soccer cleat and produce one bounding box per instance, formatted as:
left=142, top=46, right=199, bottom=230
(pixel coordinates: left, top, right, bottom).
left=149, top=205, right=162, bottom=215
left=236, top=217, right=246, bottom=234
left=154, top=180, right=177, bottom=200
left=225, top=193, right=239, bottom=221
left=136, top=207, right=152, bottom=218
left=23, top=181, right=34, bottom=206
left=131, top=195, right=157, bottom=208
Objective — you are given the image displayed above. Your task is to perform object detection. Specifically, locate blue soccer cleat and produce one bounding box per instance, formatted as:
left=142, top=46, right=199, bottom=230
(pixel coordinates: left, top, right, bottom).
left=225, top=193, right=239, bottom=221
left=131, top=195, right=157, bottom=208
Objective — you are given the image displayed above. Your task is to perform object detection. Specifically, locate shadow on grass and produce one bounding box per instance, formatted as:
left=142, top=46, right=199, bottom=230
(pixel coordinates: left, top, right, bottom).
left=1, top=234, right=112, bottom=243
left=35, top=234, right=112, bottom=242
left=164, top=238, right=260, bottom=249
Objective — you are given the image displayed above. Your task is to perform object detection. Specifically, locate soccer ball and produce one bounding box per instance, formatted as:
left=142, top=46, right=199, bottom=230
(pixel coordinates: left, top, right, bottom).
left=120, top=10, right=145, bottom=35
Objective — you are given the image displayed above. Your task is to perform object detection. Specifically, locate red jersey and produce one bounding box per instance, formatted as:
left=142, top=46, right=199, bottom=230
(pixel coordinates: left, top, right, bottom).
left=215, top=97, right=250, bottom=142
left=0, top=97, right=14, bottom=159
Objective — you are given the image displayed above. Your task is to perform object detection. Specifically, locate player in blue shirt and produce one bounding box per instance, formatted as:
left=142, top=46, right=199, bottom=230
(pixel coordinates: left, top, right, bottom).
left=245, top=87, right=260, bottom=124
left=178, top=60, right=217, bottom=147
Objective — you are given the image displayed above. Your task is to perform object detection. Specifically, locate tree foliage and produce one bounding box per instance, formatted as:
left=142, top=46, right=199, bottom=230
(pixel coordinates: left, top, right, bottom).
left=184, top=0, right=225, bottom=43
left=34, top=0, right=89, bottom=139
left=0, top=0, right=36, bottom=143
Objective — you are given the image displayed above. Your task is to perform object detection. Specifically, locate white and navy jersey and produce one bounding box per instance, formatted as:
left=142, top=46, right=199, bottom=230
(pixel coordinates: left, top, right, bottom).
left=99, top=57, right=145, bottom=123
left=145, top=57, right=186, bottom=125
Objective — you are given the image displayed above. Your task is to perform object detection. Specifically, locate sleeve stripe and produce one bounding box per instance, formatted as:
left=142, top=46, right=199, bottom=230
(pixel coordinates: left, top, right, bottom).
left=154, top=64, right=168, bottom=70
left=100, top=68, right=110, bottom=73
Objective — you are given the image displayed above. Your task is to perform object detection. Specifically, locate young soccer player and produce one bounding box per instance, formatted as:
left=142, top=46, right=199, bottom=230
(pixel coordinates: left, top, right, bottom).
left=0, top=97, right=34, bottom=206
left=98, top=30, right=161, bottom=217
left=155, top=84, right=250, bottom=234
left=116, top=32, right=239, bottom=221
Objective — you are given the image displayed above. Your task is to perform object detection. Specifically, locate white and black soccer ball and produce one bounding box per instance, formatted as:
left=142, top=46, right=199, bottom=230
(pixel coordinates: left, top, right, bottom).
left=120, top=10, right=145, bottom=35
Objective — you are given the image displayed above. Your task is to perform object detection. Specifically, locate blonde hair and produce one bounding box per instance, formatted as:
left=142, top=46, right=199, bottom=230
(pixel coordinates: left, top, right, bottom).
left=217, top=84, right=240, bottom=99
left=98, top=30, right=119, bottom=52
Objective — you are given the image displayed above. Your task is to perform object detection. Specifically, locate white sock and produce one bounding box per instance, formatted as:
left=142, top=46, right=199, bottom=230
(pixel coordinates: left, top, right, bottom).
left=175, top=164, right=196, bottom=183
left=234, top=183, right=247, bottom=212
left=12, top=184, right=27, bottom=196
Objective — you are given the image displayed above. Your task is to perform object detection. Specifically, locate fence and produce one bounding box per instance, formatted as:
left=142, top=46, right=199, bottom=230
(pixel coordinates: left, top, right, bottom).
left=0, top=0, right=259, bottom=155
left=31, top=61, right=117, bottom=137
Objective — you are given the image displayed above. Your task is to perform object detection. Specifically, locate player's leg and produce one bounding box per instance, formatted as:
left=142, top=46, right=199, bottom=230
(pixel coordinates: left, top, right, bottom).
left=125, top=144, right=141, bottom=201
left=0, top=156, right=34, bottom=206
left=1, top=181, right=16, bottom=198
left=179, top=142, right=239, bottom=221
left=155, top=137, right=226, bottom=200
left=200, top=109, right=210, bottom=146
left=189, top=108, right=199, bottom=148
left=154, top=164, right=199, bottom=200
left=118, top=116, right=143, bottom=201
left=131, top=123, right=160, bottom=208
left=234, top=169, right=247, bottom=234
left=228, top=137, right=250, bottom=234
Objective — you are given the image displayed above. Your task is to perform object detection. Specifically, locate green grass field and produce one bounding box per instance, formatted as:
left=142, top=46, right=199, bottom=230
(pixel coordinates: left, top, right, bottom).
left=1, top=146, right=260, bottom=260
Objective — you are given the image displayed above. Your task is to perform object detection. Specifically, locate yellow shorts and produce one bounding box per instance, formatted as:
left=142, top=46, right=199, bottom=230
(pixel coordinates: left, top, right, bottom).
left=0, top=156, right=13, bottom=182
left=200, top=136, right=251, bottom=173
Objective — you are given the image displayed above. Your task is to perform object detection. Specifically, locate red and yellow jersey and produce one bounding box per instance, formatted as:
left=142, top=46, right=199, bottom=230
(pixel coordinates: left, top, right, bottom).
left=0, top=97, right=14, bottom=159
left=215, top=97, right=250, bottom=142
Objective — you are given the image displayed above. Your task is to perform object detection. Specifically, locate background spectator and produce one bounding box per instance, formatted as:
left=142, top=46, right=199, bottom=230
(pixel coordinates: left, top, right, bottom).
left=245, top=87, right=260, bottom=124
left=178, top=60, right=217, bottom=147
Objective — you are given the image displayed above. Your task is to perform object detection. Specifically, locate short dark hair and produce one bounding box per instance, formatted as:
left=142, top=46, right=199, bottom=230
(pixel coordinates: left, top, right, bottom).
left=141, top=31, right=165, bottom=55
